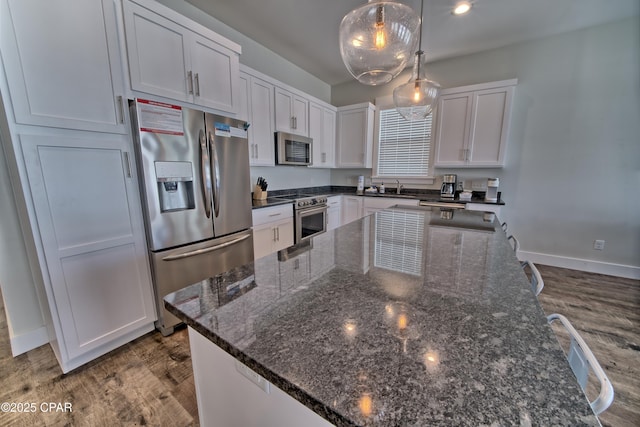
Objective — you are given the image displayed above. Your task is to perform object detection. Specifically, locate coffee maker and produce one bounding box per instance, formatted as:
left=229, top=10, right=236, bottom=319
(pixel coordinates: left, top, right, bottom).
left=440, top=174, right=456, bottom=199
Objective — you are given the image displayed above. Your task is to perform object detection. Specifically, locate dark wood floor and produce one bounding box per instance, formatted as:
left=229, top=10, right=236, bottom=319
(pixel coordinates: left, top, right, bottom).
left=0, top=265, right=638, bottom=426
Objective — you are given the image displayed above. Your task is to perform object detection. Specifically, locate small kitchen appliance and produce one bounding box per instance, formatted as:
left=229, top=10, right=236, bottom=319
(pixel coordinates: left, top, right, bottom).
left=275, top=131, right=312, bottom=165
left=440, top=174, right=457, bottom=199
left=485, top=178, right=499, bottom=202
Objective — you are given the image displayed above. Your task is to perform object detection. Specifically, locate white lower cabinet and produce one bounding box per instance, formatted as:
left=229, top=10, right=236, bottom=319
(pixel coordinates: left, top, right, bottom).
left=326, top=196, right=342, bottom=231
left=341, top=195, right=364, bottom=225
left=252, top=204, right=294, bottom=259
left=19, top=130, right=156, bottom=371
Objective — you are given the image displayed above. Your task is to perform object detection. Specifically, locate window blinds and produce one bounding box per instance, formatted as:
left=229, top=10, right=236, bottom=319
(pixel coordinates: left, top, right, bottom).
left=377, top=108, right=432, bottom=176
left=374, top=210, right=424, bottom=276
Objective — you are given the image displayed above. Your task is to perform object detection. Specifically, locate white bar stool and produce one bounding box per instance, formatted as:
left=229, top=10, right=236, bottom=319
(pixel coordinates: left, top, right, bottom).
left=547, top=313, right=614, bottom=415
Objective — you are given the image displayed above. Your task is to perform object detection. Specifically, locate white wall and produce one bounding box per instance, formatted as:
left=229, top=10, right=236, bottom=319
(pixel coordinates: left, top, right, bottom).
left=331, top=18, right=640, bottom=276
left=250, top=166, right=330, bottom=191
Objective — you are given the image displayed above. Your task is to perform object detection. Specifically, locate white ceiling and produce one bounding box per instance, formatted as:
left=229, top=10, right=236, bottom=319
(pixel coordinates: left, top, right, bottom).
left=186, top=0, right=639, bottom=86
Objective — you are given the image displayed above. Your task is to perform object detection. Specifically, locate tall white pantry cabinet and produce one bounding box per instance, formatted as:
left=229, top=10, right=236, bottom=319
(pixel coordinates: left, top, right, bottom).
left=0, top=0, right=156, bottom=372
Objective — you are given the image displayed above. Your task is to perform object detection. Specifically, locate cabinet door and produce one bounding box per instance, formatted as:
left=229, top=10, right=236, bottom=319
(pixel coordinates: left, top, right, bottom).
left=291, top=94, right=309, bottom=136
left=249, top=76, right=275, bottom=166
left=0, top=0, right=127, bottom=133
left=326, top=197, right=342, bottom=231
left=191, top=32, right=239, bottom=113
left=253, top=224, right=275, bottom=260
left=341, top=196, right=363, bottom=225
left=20, top=132, right=155, bottom=360
left=336, top=106, right=373, bottom=168
left=273, top=219, right=294, bottom=252
left=467, top=87, right=513, bottom=166
left=274, top=88, right=308, bottom=135
left=322, top=107, right=336, bottom=167
left=274, top=88, right=294, bottom=132
left=123, top=0, right=191, bottom=103
left=309, top=103, right=336, bottom=168
left=433, top=93, right=472, bottom=166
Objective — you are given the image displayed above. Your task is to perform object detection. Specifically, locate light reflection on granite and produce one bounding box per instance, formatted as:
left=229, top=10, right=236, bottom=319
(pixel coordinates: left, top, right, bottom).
left=165, top=208, right=598, bottom=426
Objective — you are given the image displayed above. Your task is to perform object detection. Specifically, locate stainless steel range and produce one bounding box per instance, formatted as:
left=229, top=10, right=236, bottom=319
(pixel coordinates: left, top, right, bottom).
left=293, top=195, right=327, bottom=243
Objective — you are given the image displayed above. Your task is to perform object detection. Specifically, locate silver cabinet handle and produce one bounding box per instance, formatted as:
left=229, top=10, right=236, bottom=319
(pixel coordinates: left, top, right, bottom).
left=268, top=212, right=282, bottom=217
left=123, top=151, right=132, bottom=178
left=322, top=152, right=326, bottom=163
left=273, top=228, right=277, bottom=242
left=294, top=116, right=298, bottom=129
left=291, top=116, right=295, bottom=129
left=276, top=227, right=280, bottom=241
left=255, top=144, right=258, bottom=159
left=116, top=95, right=125, bottom=124
left=194, top=73, right=200, bottom=96
left=162, top=234, right=251, bottom=261
left=187, top=71, right=194, bottom=94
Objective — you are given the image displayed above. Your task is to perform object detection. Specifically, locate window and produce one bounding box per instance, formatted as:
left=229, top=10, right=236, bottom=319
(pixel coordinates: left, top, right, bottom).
left=373, top=96, right=434, bottom=181
left=374, top=210, right=424, bottom=276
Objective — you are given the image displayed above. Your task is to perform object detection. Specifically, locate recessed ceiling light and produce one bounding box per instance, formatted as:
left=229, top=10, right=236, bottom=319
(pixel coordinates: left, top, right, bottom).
left=453, top=1, right=472, bottom=15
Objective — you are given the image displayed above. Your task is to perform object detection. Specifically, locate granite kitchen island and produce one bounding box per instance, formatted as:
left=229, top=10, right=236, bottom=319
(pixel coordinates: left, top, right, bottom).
left=165, top=207, right=599, bottom=426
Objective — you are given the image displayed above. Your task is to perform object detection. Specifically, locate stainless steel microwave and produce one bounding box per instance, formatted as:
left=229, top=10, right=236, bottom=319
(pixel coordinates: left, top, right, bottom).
left=275, top=131, right=312, bottom=166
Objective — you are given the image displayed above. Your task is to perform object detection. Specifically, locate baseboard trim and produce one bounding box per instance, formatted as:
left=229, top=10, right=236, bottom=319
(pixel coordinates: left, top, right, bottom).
left=10, top=325, right=49, bottom=356
left=517, top=251, right=640, bottom=280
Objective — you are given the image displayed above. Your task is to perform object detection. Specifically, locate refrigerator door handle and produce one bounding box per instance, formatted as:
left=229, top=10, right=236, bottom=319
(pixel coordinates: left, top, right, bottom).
left=200, top=129, right=212, bottom=218
left=162, top=233, right=251, bottom=261
left=209, top=131, right=221, bottom=218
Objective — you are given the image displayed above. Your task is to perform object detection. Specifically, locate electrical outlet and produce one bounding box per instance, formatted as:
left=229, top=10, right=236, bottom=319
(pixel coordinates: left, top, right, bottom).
left=593, top=240, right=605, bottom=250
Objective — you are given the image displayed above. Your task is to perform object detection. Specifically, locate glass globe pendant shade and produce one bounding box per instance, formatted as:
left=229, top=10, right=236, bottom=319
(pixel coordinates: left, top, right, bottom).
left=339, top=1, right=420, bottom=86
left=393, top=51, right=440, bottom=120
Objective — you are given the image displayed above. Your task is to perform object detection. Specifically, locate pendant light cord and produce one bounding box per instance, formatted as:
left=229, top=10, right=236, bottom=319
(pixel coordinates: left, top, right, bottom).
left=416, top=0, right=424, bottom=77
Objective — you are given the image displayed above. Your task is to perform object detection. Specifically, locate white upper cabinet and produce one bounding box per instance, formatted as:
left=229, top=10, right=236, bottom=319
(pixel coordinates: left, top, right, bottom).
left=336, top=102, right=375, bottom=168
left=275, top=87, right=309, bottom=136
left=239, top=69, right=275, bottom=166
left=308, top=101, right=336, bottom=168
left=122, top=0, right=240, bottom=114
left=433, top=79, right=516, bottom=168
left=0, top=0, right=127, bottom=133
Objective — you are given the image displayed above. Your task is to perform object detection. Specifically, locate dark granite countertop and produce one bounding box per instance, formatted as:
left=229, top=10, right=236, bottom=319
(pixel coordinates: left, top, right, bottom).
left=165, top=207, right=597, bottom=426
left=252, top=186, right=505, bottom=209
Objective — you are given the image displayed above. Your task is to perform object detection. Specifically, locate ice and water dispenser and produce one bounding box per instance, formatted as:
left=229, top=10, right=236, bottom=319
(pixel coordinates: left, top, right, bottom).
left=154, top=161, right=195, bottom=212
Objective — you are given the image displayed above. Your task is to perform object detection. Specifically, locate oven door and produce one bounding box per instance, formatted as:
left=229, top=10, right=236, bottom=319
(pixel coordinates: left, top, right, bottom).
left=295, top=205, right=327, bottom=243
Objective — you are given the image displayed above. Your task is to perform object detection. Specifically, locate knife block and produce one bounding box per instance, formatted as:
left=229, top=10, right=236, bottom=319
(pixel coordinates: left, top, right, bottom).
left=253, top=186, right=267, bottom=200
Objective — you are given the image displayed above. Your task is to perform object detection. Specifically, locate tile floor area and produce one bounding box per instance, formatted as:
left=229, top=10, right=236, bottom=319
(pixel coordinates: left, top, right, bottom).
left=0, top=265, right=638, bottom=426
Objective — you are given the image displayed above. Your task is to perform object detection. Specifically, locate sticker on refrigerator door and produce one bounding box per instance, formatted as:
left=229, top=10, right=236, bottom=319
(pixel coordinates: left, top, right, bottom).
left=137, top=99, right=184, bottom=135
left=230, top=127, right=248, bottom=139
left=214, top=122, right=231, bottom=137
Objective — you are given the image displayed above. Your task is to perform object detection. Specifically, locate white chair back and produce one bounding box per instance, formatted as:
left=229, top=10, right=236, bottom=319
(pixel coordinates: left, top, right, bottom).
left=521, top=260, right=544, bottom=296
left=547, top=313, right=614, bottom=415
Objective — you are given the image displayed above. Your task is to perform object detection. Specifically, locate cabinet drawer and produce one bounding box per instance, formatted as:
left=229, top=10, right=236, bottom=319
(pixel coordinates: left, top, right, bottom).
left=252, top=204, right=293, bottom=226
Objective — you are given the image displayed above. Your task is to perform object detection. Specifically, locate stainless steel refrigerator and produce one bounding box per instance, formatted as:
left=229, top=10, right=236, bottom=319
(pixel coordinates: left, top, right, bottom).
left=130, top=99, right=253, bottom=335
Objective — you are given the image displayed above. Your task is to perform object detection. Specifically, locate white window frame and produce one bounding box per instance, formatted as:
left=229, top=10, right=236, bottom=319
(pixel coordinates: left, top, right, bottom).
left=371, top=95, right=436, bottom=185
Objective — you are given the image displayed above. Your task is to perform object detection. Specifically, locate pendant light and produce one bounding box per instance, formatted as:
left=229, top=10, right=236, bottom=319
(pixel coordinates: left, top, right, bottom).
left=393, top=0, right=440, bottom=120
left=339, top=1, right=420, bottom=86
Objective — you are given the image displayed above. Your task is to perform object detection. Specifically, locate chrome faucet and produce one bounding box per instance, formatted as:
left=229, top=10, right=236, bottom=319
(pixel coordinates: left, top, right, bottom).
left=396, top=180, right=403, bottom=194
